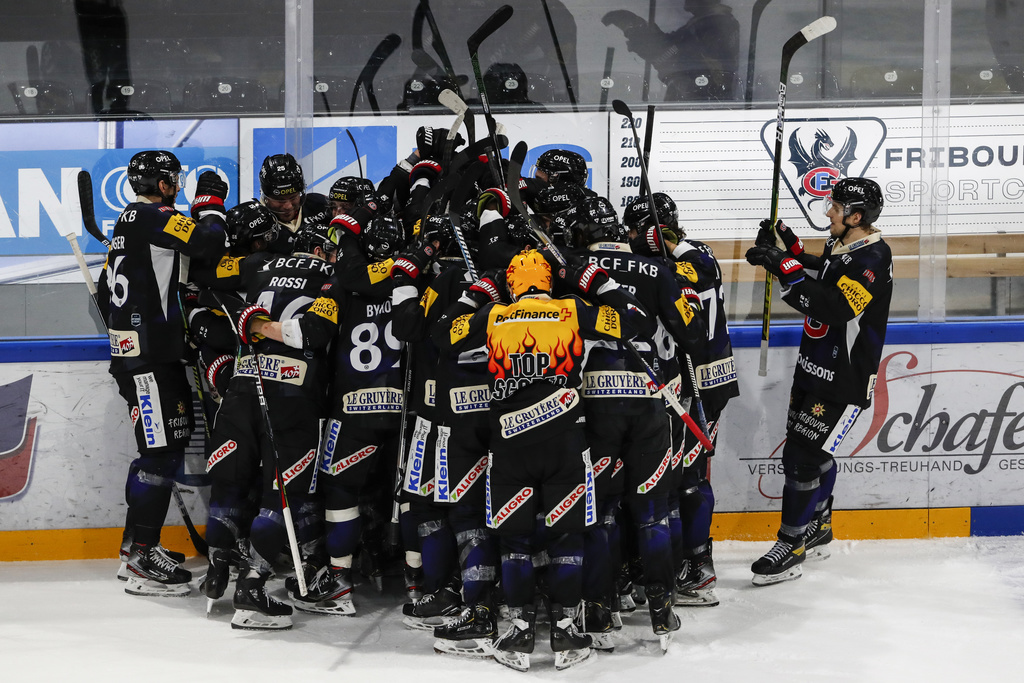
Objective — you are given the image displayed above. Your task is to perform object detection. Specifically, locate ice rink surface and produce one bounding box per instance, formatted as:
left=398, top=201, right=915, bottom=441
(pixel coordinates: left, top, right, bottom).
left=2, top=537, right=1023, bottom=682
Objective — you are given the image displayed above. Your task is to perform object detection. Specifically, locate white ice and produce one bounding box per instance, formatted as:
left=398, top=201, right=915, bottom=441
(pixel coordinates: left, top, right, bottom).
left=2, top=537, right=1023, bottom=682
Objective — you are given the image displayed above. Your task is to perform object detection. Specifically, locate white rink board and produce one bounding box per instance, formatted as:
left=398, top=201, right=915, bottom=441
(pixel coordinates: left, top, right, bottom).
left=608, top=103, right=1024, bottom=238
left=3, top=339, right=1024, bottom=531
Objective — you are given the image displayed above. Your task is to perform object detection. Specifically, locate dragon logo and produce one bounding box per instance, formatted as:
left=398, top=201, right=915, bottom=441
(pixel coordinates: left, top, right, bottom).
left=761, top=117, right=886, bottom=230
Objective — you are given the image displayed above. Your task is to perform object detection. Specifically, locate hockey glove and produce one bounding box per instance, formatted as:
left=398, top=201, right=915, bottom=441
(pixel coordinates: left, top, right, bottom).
left=559, top=256, right=610, bottom=296
left=745, top=245, right=805, bottom=287
left=476, top=188, right=512, bottom=219
left=236, top=304, right=271, bottom=345
left=330, top=198, right=381, bottom=239
left=391, top=240, right=437, bottom=286
left=757, top=218, right=805, bottom=256
left=409, top=160, right=442, bottom=187
left=190, top=171, right=228, bottom=220
left=466, top=270, right=506, bottom=306
left=417, top=126, right=465, bottom=162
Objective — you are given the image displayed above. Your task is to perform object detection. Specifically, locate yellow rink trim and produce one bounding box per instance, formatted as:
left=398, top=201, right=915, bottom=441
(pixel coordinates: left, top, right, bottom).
left=712, top=508, right=971, bottom=541
left=0, top=526, right=204, bottom=562
left=0, top=509, right=972, bottom=562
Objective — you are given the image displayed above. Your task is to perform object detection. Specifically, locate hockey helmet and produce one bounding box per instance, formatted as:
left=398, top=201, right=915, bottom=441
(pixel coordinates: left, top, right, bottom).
left=361, top=215, right=405, bottom=262
left=829, top=177, right=883, bottom=226
left=535, top=149, right=588, bottom=187
left=505, top=249, right=552, bottom=300
left=226, top=200, right=279, bottom=254
left=569, top=196, right=625, bottom=246
left=259, top=154, right=305, bottom=200
left=293, top=224, right=337, bottom=259
left=329, top=176, right=375, bottom=207
left=127, top=150, right=183, bottom=197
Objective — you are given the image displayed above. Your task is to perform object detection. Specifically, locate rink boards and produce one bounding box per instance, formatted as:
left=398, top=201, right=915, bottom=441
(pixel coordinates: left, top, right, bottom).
left=2, top=321, right=1022, bottom=561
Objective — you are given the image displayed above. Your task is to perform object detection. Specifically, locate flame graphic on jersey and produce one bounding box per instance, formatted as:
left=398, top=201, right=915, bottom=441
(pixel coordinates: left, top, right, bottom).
left=488, top=310, right=583, bottom=381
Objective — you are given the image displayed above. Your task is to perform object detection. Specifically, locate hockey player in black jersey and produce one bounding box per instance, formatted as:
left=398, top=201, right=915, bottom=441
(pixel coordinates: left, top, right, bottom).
left=570, top=196, right=706, bottom=645
left=625, top=193, right=739, bottom=607
left=745, top=177, right=892, bottom=586
left=101, top=150, right=227, bottom=597
left=204, top=226, right=339, bottom=629
left=258, top=153, right=331, bottom=253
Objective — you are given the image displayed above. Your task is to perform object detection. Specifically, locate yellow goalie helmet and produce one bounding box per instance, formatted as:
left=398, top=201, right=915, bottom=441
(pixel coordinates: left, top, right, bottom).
left=505, top=249, right=552, bottom=300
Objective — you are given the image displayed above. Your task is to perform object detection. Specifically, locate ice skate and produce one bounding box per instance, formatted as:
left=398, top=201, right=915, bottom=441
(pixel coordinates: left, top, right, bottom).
left=118, top=543, right=185, bottom=582
left=123, top=543, right=192, bottom=597
left=804, top=496, right=834, bottom=561
left=433, top=603, right=497, bottom=658
left=675, top=541, right=719, bottom=607
left=751, top=539, right=805, bottom=586
left=646, top=583, right=680, bottom=653
left=292, top=566, right=355, bottom=616
left=200, top=547, right=233, bottom=615
left=402, top=581, right=462, bottom=631
left=231, top=575, right=293, bottom=630
left=549, top=604, right=593, bottom=670
left=577, top=600, right=614, bottom=652
left=492, top=604, right=536, bottom=672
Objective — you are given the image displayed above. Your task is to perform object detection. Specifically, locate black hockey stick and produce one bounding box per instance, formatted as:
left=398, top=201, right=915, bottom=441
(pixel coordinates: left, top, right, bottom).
left=640, top=104, right=655, bottom=196
left=744, top=0, right=774, bottom=108
left=346, top=130, right=363, bottom=178
left=614, top=98, right=711, bottom=441
left=212, top=293, right=307, bottom=596
left=468, top=4, right=514, bottom=188
left=540, top=0, right=577, bottom=111
left=349, top=33, right=401, bottom=115
left=388, top=344, right=415, bottom=550
left=447, top=170, right=481, bottom=280
left=74, top=170, right=209, bottom=557
left=599, top=47, right=615, bottom=111
left=642, top=0, right=656, bottom=102
left=418, top=136, right=504, bottom=230
left=758, top=16, right=837, bottom=377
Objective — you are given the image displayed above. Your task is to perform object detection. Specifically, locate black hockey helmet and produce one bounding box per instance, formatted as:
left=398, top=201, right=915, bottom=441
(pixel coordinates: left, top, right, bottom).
left=127, top=150, right=183, bottom=196
left=328, top=176, right=375, bottom=206
left=829, top=177, right=883, bottom=226
left=532, top=183, right=586, bottom=218
left=569, top=196, right=624, bottom=246
left=535, top=149, right=588, bottom=187
left=361, top=215, right=405, bottom=262
left=624, top=193, right=682, bottom=239
left=505, top=212, right=538, bottom=249
left=292, top=224, right=337, bottom=258
left=226, top=200, right=279, bottom=254
left=259, top=153, right=305, bottom=200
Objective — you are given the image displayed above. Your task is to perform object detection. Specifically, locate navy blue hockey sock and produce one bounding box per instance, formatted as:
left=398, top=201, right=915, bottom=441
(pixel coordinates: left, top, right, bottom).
left=500, top=535, right=536, bottom=609
left=417, top=512, right=456, bottom=594
left=247, top=507, right=287, bottom=576
left=127, top=454, right=181, bottom=546
left=206, top=482, right=249, bottom=550
left=668, top=496, right=684, bottom=572
left=450, top=505, right=497, bottom=606
left=547, top=533, right=585, bottom=608
left=629, top=497, right=674, bottom=590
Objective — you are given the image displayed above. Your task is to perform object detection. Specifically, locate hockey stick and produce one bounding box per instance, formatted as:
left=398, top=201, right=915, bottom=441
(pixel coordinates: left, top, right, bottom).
left=540, top=0, right=577, bottom=111
left=75, top=171, right=209, bottom=557
left=758, top=16, right=837, bottom=376
left=640, top=104, right=655, bottom=195
left=437, top=88, right=468, bottom=169
left=744, top=0, right=774, bottom=108
left=613, top=98, right=711, bottom=440
left=448, top=207, right=479, bottom=281
left=349, top=33, right=402, bottom=115
left=468, top=4, right=514, bottom=188
left=388, top=344, right=415, bottom=550
left=642, top=0, right=656, bottom=102
left=599, top=47, right=615, bottom=111
left=346, top=130, right=363, bottom=179
left=213, top=293, right=307, bottom=596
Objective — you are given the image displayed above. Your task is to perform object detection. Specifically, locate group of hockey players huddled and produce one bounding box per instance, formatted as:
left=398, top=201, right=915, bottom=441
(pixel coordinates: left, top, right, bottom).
left=102, top=122, right=866, bottom=671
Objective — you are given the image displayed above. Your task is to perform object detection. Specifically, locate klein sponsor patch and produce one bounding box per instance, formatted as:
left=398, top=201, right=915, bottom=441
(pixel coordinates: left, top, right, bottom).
left=207, top=440, right=237, bottom=471
left=499, top=389, right=578, bottom=439
left=309, top=296, right=338, bottom=324
left=402, top=417, right=432, bottom=496
left=162, top=213, right=196, bottom=242
left=109, top=330, right=141, bottom=357
left=133, top=373, right=166, bottom=449
left=450, top=313, right=473, bottom=344
left=343, top=387, right=403, bottom=413
left=434, top=426, right=451, bottom=502
left=216, top=256, right=243, bottom=279
left=837, top=275, right=872, bottom=315
left=490, top=486, right=534, bottom=529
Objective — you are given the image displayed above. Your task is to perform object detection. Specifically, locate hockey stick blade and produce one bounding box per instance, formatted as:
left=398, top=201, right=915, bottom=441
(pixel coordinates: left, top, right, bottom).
left=438, top=88, right=468, bottom=116
left=798, top=16, right=837, bottom=44
left=467, top=5, right=513, bottom=56
left=77, top=171, right=109, bottom=247
left=611, top=98, right=633, bottom=120
left=506, top=141, right=566, bottom=266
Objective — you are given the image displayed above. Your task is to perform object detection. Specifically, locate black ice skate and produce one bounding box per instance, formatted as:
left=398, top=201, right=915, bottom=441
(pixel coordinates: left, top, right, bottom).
left=200, top=547, right=233, bottom=615
left=402, top=580, right=462, bottom=631
left=804, top=496, right=834, bottom=561
left=549, top=603, right=593, bottom=670
left=433, top=603, right=497, bottom=658
left=492, top=604, right=536, bottom=672
left=118, top=542, right=185, bottom=582
left=231, top=575, right=293, bottom=630
left=291, top=565, right=355, bottom=616
left=124, top=542, right=192, bottom=597
left=751, top=538, right=806, bottom=586
left=675, top=539, right=719, bottom=607
left=577, top=600, right=615, bottom=652
left=646, top=583, right=681, bottom=653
